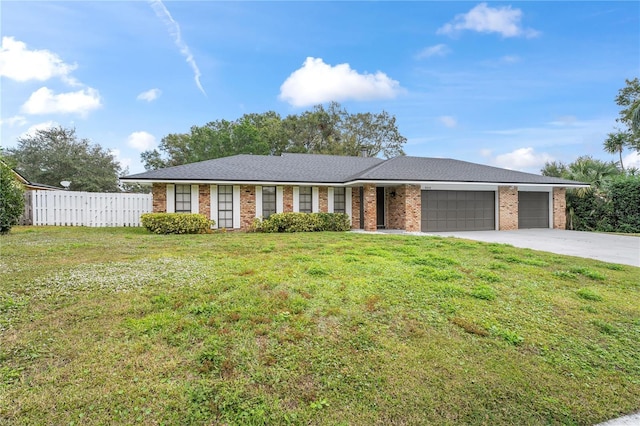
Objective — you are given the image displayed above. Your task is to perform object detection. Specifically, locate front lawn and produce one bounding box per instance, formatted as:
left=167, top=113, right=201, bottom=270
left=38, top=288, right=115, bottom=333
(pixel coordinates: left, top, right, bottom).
left=1, top=227, right=638, bottom=425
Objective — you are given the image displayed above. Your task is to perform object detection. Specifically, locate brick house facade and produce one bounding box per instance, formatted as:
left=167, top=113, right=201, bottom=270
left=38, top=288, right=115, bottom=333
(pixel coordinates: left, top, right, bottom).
left=126, top=153, right=582, bottom=233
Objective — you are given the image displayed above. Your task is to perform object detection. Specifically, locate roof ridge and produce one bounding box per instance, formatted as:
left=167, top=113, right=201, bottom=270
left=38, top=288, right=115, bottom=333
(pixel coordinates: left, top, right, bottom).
left=346, top=155, right=399, bottom=180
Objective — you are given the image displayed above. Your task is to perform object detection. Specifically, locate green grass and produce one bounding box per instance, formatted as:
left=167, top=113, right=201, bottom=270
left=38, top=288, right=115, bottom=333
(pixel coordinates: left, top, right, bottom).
left=1, top=226, right=639, bottom=425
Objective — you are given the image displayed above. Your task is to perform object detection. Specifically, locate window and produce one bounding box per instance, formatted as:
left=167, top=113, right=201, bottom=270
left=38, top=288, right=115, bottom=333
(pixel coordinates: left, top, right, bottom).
left=334, top=187, right=346, bottom=213
left=299, top=186, right=312, bottom=213
left=175, top=184, right=191, bottom=213
left=218, top=185, right=233, bottom=228
left=262, top=186, right=276, bottom=218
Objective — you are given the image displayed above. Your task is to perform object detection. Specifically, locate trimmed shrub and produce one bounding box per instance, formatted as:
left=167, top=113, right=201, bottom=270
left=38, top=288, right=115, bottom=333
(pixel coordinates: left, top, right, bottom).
left=316, top=213, right=351, bottom=231
left=0, top=162, right=25, bottom=235
left=141, top=213, right=214, bottom=234
left=252, top=212, right=351, bottom=233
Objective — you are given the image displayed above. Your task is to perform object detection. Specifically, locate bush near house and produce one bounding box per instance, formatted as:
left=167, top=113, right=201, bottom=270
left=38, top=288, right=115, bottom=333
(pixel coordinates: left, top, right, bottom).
left=0, top=161, right=25, bottom=235
left=568, top=175, right=640, bottom=233
left=140, top=213, right=214, bottom=234
left=252, top=212, right=351, bottom=232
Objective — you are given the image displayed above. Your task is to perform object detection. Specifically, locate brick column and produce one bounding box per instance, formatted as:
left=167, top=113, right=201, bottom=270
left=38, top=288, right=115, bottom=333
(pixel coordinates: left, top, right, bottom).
left=351, top=187, right=361, bottom=229
left=240, top=185, right=256, bottom=231
left=199, top=185, right=210, bottom=218
left=318, top=187, right=328, bottom=212
left=363, top=184, right=377, bottom=231
left=553, top=187, right=567, bottom=229
left=283, top=186, right=293, bottom=212
left=405, top=185, right=421, bottom=232
left=498, top=186, right=518, bottom=230
left=152, top=183, right=167, bottom=213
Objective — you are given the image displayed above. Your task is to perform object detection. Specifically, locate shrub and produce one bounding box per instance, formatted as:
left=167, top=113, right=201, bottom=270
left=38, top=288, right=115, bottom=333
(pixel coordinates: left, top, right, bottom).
left=252, top=212, right=350, bottom=233
left=0, top=162, right=25, bottom=235
left=140, top=213, right=214, bottom=234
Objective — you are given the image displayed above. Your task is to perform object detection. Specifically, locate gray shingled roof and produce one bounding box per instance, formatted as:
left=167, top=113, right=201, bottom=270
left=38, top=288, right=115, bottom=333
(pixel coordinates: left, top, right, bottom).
left=355, top=156, right=583, bottom=185
left=123, top=153, right=384, bottom=183
left=122, top=153, right=585, bottom=186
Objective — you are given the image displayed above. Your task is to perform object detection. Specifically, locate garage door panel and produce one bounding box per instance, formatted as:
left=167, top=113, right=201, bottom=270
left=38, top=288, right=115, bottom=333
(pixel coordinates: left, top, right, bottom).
left=422, top=190, right=495, bottom=232
left=518, top=192, right=549, bottom=229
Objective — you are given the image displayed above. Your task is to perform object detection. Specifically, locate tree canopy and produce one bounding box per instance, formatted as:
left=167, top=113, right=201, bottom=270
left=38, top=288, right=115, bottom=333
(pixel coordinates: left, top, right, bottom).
left=141, top=102, right=407, bottom=170
left=7, top=126, right=122, bottom=192
left=602, top=78, right=640, bottom=168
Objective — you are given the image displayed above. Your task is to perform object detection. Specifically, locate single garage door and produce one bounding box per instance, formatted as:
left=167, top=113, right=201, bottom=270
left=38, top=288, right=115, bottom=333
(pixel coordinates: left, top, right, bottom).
left=421, top=190, right=495, bottom=232
left=518, top=192, right=549, bottom=228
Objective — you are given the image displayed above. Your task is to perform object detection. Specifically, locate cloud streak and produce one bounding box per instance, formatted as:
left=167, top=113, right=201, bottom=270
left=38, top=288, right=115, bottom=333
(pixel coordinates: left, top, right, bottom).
left=149, top=0, right=206, bottom=96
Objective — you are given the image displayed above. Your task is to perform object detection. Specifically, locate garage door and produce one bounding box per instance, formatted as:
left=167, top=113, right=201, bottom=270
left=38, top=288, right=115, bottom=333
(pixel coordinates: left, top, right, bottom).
left=518, top=192, right=549, bottom=228
left=421, top=190, right=495, bottom=232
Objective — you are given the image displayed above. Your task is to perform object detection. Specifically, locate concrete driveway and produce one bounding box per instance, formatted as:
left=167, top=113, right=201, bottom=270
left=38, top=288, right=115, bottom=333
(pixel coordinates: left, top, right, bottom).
left=419, top=229, right=639, bottom=267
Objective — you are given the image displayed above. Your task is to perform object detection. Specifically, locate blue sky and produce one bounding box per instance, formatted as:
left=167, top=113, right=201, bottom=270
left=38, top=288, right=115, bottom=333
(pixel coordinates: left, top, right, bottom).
left=1, top=1, right=638, bottom=175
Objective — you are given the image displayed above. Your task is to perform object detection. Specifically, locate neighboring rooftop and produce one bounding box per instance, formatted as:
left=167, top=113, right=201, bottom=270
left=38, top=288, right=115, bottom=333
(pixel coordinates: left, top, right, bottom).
left=121, top=153, right=586, bottom=187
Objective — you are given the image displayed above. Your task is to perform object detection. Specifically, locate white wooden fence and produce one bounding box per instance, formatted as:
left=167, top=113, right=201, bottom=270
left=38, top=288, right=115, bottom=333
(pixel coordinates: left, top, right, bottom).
left=25, top=190, right=152, bottom=227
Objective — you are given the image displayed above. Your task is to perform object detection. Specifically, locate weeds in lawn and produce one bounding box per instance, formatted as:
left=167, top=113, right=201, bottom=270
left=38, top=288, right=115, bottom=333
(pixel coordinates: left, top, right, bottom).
left=577, top=288, right=604, bottom=301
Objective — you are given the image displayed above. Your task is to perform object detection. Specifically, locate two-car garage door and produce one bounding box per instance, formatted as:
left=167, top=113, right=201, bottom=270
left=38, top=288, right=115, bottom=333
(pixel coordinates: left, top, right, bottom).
left=421, top=190, right=551, bottom=232
left=421, top=190, right=495, bottom=232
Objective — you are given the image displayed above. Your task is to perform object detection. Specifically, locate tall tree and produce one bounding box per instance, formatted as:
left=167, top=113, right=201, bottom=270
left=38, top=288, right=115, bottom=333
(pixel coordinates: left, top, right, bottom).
left=603, top=78, right=640, bottom=163
left=603, top=131, right=628, bottom=171
left=141, top=103, right=407, bottom=170
left=7, top=126, right=122, bottom=192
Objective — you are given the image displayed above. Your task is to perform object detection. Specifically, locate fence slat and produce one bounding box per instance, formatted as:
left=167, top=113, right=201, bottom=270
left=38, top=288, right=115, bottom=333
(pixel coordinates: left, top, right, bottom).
left=27, top=190, right=152, bottom=227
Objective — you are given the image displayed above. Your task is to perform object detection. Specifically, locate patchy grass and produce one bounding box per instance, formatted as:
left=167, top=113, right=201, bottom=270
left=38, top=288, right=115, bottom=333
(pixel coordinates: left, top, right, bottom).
left=0, top=226, right=639, bottom=425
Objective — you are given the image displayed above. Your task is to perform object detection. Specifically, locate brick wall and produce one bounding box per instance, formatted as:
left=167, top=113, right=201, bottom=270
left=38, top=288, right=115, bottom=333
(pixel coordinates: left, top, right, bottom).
left=387, top=186, right=405, bottom=230
left=362, top=184, right=377, bottom=231
left=240, top=185, right=256, bottom=231
left=387, top=185, right=421, bottom=232
left=152, top=183, right=167, bottom=213
left=283, top=186, right=293, bottom=212
left=553, top=187, right=567, bottom=230
left=351, top=187, right=361, bottom=229
left=498, top=186, right=518, bottom=230
left=199, top=185, right=210, bottom=218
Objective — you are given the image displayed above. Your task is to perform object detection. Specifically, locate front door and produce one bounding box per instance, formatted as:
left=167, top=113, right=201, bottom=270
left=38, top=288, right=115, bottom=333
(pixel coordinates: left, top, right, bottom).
left=376, top=187, right=385, bottom=229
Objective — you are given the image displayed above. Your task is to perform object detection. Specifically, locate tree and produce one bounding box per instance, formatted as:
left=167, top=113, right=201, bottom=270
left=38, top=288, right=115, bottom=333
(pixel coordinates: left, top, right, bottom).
left=603, top=78, right=640, bottom=163
left=0, top=159, right=25, bottom=234
left=603, top=131, right=628, bottom=171
left=141, top=103, right=407, bottom=170
left=7, top=127, right=122, bottom=192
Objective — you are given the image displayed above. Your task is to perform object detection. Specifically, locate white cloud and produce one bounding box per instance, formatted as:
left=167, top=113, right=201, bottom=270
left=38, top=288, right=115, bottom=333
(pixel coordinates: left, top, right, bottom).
left=127, top=131, right=157, bottom=151
left=0, top=36, right=79, bottom=85
left=137, top=88, right=162, bottom=102
left=279, top=57, right=403, bottom=107
left=20, top=121, right=59, bottom=138
left=415, top=44, right=451, bottom=59
left=623, top=151, right=640, bottom=170
left=437, top=3, right=540, bottom=38
left=438, top=115, right=458, bottom=128
left=0, top=115, right=27, bottom=127
left=494, top=147, right=553, bottom=171
left=21, top=87, right=102, bottom=117
left=149, top=1, right=206, bottom=96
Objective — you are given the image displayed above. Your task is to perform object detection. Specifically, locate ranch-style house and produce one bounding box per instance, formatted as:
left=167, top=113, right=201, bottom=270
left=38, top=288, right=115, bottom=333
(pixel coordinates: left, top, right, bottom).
left=120, top=153, right=587, bottom=232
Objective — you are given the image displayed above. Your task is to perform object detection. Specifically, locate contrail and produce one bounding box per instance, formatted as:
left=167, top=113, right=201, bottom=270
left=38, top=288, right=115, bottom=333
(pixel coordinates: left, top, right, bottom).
left=149, top=0, right=206, bottom=96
